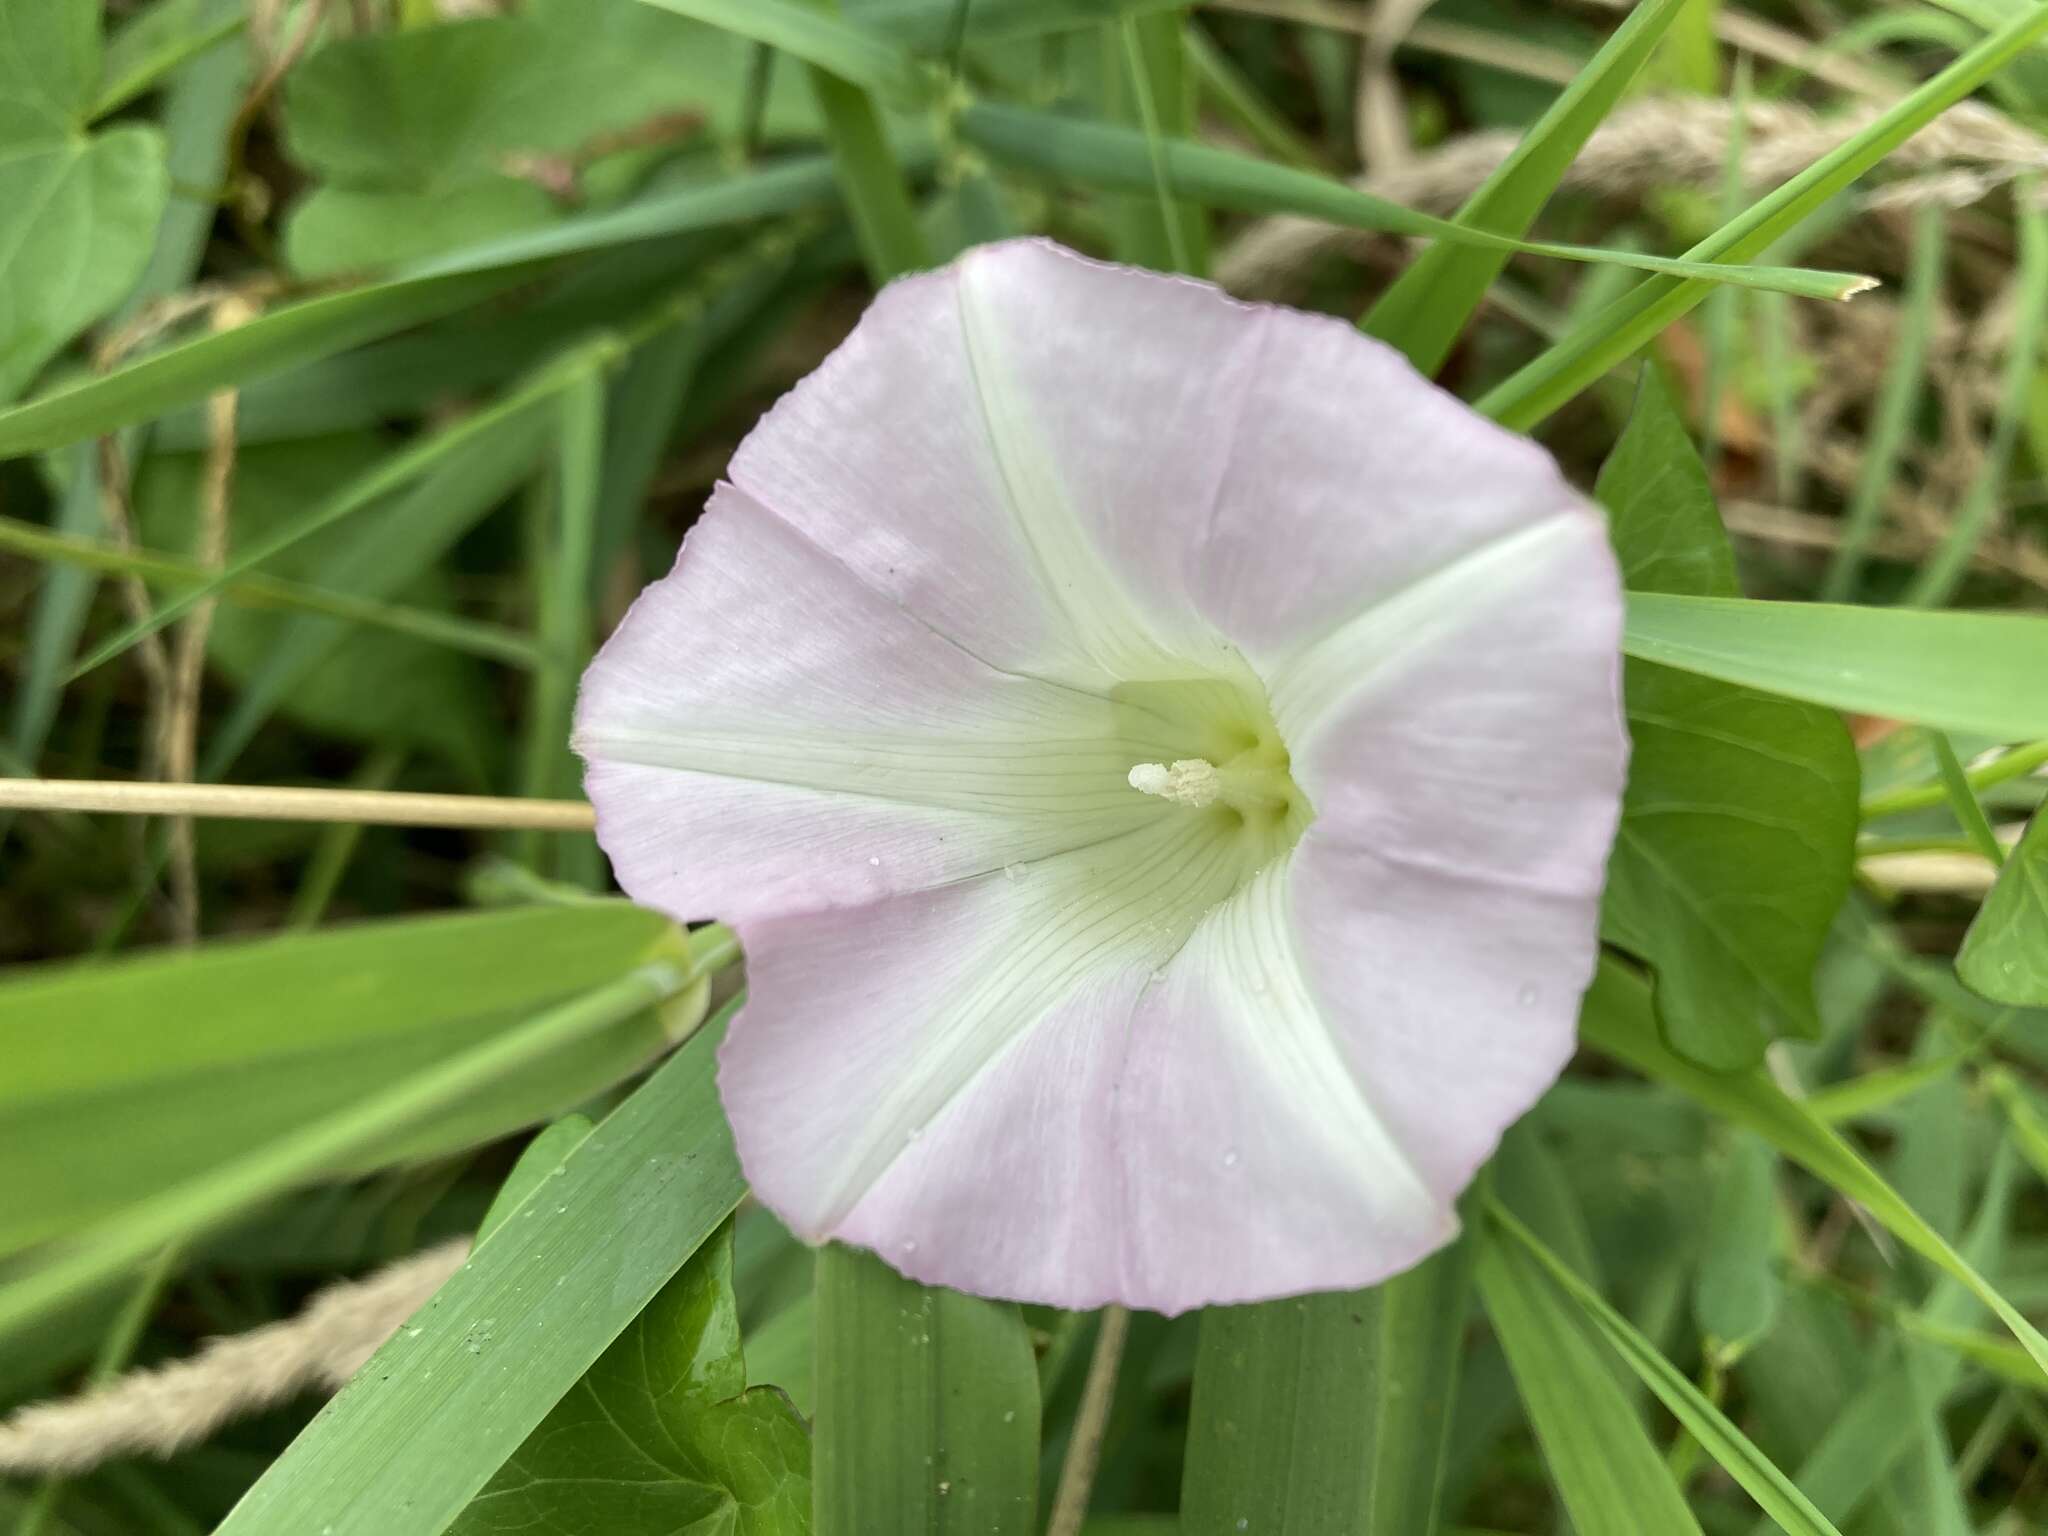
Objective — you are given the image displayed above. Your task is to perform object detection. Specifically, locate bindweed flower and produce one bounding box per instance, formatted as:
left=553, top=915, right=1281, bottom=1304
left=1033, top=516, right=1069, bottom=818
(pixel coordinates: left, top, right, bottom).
left=575, top=239, right=1628, bottom=1315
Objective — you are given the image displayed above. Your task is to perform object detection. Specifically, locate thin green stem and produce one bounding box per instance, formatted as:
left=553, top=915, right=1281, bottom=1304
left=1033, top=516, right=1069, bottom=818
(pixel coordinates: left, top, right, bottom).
left=1907, top=177, right=2048, bottom=607
left=1927, top=728, right=2009, bottom=867
left=1824, top=203, right=1944, bottom=601
left=1122, top=15, right=1193, bottom=274
left=1862, top=738, right=2048, bottom=821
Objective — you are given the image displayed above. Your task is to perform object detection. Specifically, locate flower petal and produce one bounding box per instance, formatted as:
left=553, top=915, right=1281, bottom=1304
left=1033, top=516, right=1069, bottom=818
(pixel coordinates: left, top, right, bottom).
left=575, top=487, right=1177, bottom=922
left=723, top=851, right=1459, bottom=1315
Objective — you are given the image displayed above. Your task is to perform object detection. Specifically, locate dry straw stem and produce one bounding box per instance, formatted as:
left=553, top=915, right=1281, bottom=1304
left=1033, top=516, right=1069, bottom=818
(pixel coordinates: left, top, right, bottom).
left=1217, top=96, right=2048, bottom=296
left=0, top=1242, right=467, bottom=1476
left=0, top=779, right=597, bottom=832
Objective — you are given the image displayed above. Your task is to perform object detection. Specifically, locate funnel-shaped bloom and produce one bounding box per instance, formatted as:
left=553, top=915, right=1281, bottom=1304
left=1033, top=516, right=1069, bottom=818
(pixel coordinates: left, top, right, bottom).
left=575, top=239, right=1627, bottom=1315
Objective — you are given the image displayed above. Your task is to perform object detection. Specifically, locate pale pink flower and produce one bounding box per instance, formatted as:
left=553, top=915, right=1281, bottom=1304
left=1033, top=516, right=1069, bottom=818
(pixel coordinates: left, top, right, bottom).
left=574, top=239, right=1627, bottom=1314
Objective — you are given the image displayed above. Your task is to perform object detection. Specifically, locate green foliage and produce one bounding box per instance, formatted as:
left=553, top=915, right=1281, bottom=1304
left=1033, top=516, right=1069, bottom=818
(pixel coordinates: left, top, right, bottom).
left=452, top=1218, right=811, bottom=1536
left=0, top=902, right=696, bottom=1258
left=813, top=1245, right=1040, bottom=1535
left=1961, top=811, right=2048, bottom=1004
left=1597, top=370, right=1857, bottom=1066
left=0, top=1, right=168, bottom=400
left=5, top=3, right=2048, bottom=1532
left=215, top=1005, right=749, bottom=1536
left=1181, top=1243, right=1473, bottom=1535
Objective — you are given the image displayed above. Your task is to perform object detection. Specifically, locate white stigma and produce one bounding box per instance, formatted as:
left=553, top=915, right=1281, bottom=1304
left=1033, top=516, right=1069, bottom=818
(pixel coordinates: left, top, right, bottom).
left=1127, top=758, right=1221, bottom=809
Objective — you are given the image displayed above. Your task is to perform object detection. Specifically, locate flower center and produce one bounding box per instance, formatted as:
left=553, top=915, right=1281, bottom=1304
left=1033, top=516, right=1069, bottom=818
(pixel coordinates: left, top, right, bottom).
left=1114, top=676, right=1311, bottom=883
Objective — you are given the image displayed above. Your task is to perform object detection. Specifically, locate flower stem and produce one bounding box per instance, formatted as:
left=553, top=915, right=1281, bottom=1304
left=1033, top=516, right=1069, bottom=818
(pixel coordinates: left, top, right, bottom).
left=1047, top=1305, right=1131, bottom=1536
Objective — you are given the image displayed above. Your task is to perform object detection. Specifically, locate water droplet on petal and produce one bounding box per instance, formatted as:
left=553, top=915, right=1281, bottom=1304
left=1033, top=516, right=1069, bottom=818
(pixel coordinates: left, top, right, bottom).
left=903, top=1239, right=919, bottom=1255
left=1004, top=862, right=1026, bottom=880
left=867, top=856, right=881, bottom=867
left=1517, top=984, right=1539, bottom=1007
left=1222, top=1147, right=1240, bottom=1169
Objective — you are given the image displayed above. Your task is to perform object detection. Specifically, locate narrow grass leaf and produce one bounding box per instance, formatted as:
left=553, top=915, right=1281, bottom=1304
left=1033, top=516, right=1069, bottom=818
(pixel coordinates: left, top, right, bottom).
left=862, top=0, right=1182, bottom=49
left=1929, top=728, right=2009, bottom=868
left=958, top=103, right=1872, bottom=298
left=1622, top=594, right=2048, bottom=741
left=0, top=953, right=711, bottom=1346
left=1488, top=1203, right=1841, bottom=1536
left=0, top=158, right=839, bottom=457
left=1181, top=1241, right=1474, bottom=1535
left=803, top=0, right=930, bottom=283
left=67, top=345, right=595, bottom=683
left=1475, top=1221, right=1704, bottom=1536
left=814, top=1244, right=1039, bottom=1535
left=0, top=903, right=698, bottom=1258
left=1363, top=0, right=1691, bottom=373
left=630, top=0, right=928, bottom=101
left=1822, top=205, right=1944, bottom=600
left=212, top=1002, right=750, bottom=1536
left=1906, top=175, right=2048, bottom=607
left=1477, top=4, right=2048, bottom=430
left=0, top=511, right=537, bottom=668
left=1579, top=958, right=2048, bottom=1380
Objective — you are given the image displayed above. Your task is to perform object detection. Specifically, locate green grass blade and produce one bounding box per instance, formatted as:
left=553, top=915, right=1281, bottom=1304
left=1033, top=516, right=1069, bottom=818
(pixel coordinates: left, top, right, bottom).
left=0, top=159, right=840, bottom=458
left=1475, top=1220, right=1705, bottom=1536
left=1579, top=957, right=2048, bottom=1381
left=1180, top=1241, right=1474, bottom=1535
left=518, top=365, right=606, bottom=877
left=1104, top=11, right=1208, bottom=275
left=0, top=954, right=707, bottom=1345
left=1487, top=1201, right=1845, bottom=1536
left=1184, top=20, right=1328, bottom=173
left=804, top=0, right=930, bottom=283
left=629, top=0, right=929, bottom=101
left=1905, top=176, right=2048, bottom=607
left=863, top=0, right=1182, bottom=49
left=1477, top=5, right=2048, bottom=431
left=1822, top=204, right=1945, bottom=601
left=0, top=511, right=538, bottom=669
left=1928, top=727, right=2009, bottom=867
left=66, top=344, right=597, bottom=684
left=0, top=903, right=696, bottom=1257
left=1622, top=594, right=2048, bottom=740
left=211, top=1000, right=750, bottom=1536
left=1362, top=0, right=1691, bottom=374
left=958, top=103, right=1872, bottom=298
left=814, top=1244, right=1040, bottom=1535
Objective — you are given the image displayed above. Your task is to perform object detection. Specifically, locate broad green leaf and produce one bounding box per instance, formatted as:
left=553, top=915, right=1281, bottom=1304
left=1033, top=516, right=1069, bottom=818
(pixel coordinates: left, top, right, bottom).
left=0, top=157, right=839, bottom=456
left=1623, top=595, right=2048, bottom=742
left=0, top=0, right=99, bottom=141
left=957, top=103, right=1872, bottom=298
left=1959, top=812, right=2048, bottom=1005
left=450, top=1218, right=811, bottom=1536
left=0, top=902, right=698, bottom=1258
left=1487, top=1203, right=1842, bottom=1536
left=0, top=131, right=169, bottom=400
left=213, top=1003, right=750, bottom=1536
left=1579, top=956, right=2048, bottom=1380
left=1475, top=1221, right=1704, bottom=1536
left=1597, top=372, right=1857, bottom=1066
left=1181, top=1241, right=1473, bottom=1535
left=814, top=1244, right=1039, bottom=1535
left=1478, top=3, right=2048, bottom=430
left=1364, top=0, right=1689, bottom=373
left=286, top=180, right=561, bottom=280
left=93, top=0, right=243, bottom=116
left=1693, top=1133, right=1782, bottom=1356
